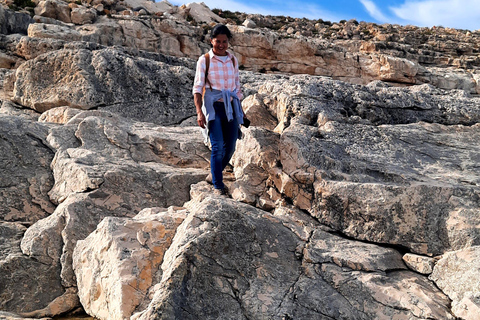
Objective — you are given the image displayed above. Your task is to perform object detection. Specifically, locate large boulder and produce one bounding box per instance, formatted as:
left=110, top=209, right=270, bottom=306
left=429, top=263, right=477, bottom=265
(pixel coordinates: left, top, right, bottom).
left=73, top=207, right=187, bottom=320
left=430, top=246, right=480, bottom=320
left=229, top=25, right=480, bottom=92
left=0, top=6, right=34, bottom=35
left=232, top=75, right=480, bottom=256
left=34, top=0, right=72, bottom=24
left=70, top=6, right=97, bottom=25
left=23, top=15, right=204, bottom=59
left=0, top=115, right=55, bottom=224
left=123, top=0, right=173, bottom=15
left=27, top=23, right=82, bottom=41
left=13, top=47, right=195, bottom=125
left=0, top=221, right=63, bottom=314
left=128, top=186, right=453, bottom=320
left=16, top=110, right=209, bottom=316
left=183, top=2, right=225, bottom=24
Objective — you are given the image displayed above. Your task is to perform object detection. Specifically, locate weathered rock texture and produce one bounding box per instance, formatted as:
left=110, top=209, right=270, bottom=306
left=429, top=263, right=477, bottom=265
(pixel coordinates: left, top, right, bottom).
left=234, top=75, right=480, bottom=257
left=430, top=246, right=480, bottom=320
left=13, top=47, right=195, bottom=125
left=74, top=207, right=187, bottom=320
left=0, top=115, right=55, bottom=224
left=130, top=186, right=454, bottom=320
left=12, top=109, right=209, bottom=315
left=0, top=0, right=480, bottom=319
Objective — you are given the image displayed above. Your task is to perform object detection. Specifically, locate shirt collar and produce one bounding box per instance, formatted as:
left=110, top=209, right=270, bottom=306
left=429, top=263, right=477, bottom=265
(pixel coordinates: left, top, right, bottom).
left=209, top=49, right=232, bottom=61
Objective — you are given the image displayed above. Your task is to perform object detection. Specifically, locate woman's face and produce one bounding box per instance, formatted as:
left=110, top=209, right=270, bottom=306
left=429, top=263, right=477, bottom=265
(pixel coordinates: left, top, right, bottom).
left=211, top=34, right=229, bottom=56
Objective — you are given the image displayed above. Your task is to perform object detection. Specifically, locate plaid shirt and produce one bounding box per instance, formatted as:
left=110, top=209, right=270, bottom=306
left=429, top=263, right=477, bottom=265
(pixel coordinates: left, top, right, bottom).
left=192, top=49, right=243, bottom=100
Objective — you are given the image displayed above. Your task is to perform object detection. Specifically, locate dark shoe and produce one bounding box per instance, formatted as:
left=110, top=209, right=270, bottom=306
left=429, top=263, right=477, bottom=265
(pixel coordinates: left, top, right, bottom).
left=224, top=164, right=234, bottom=173
left=205, top=173, right=213, bottom=184
left=213, top=188, right=228, bottom=196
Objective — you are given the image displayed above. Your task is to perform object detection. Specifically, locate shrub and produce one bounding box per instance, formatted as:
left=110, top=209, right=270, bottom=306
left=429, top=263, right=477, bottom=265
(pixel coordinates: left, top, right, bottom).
left=212, top=9, right=242, bottom=25
left=10, top=0, right=35, bottom=9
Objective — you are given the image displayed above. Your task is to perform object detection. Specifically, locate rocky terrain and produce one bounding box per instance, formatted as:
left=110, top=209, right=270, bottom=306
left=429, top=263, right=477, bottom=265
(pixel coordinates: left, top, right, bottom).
left=0, top=0, right=479, bottom=319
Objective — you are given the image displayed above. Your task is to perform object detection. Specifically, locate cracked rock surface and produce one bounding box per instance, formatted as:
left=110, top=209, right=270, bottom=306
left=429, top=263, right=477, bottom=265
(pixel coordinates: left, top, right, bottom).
left=1, top=2, right=480, bottom=319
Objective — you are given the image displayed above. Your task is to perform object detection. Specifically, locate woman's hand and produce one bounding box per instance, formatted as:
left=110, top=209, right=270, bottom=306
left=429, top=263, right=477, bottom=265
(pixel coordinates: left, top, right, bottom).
left=197, top=112, right=206, bottom=128
left=194, top=93, right=206, bottom=128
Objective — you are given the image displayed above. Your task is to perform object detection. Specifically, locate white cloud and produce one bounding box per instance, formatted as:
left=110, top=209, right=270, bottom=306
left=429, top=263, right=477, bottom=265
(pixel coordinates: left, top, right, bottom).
left=390, top=0, right=480, bottom=30
left=359, top=0, right=390, bottom=22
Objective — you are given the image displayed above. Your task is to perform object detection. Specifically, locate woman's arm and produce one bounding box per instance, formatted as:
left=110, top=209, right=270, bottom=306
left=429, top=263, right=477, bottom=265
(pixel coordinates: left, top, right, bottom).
left=192, top=56, right=206, bottom=96
left=233, top=55, right=243, bottom=101
left=194, top=93, right=206, bottom=128
left=193, top=56, right=206, bottom=128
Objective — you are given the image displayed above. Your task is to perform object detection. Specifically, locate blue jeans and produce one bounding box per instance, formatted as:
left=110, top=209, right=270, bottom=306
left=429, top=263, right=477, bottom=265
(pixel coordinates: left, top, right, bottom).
left=209, top=101, right=238, bottom=189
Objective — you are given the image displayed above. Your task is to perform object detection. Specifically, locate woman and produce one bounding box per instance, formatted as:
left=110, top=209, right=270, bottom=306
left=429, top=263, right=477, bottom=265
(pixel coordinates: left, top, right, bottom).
left=192, top=24, right=244, bottom=196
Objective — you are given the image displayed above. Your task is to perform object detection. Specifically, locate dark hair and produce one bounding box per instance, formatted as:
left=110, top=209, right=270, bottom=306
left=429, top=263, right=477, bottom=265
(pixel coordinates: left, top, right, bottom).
left=210, top=24, right=232, bottom=39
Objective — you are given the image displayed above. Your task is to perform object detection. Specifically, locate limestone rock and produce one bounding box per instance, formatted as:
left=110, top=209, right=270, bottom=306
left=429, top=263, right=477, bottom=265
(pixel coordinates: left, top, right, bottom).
left=242, top=93, right=278, bottom=131
left=0, top=221, right=26, bottom=261
left=184, top=2, right=224, bottom=24
left=38, top=106, right=83, bottom=124
left=123, top=0, right=173, bottom=15
left=17, top=287, right=80, bottom=319
left=13, top=47, right=195, bottom=125
left=74, top=17, right=124, bottom=46
left=231, top=127, right=281, bottom=207
left=1, top=68, right=16, bottom=99
left=304, top=229, right=406, bottom=272
left=233, top=75, right=480, bottom=256
left=0, top=5, right=33, bottom=35
left=70, top=6, right=97, bottom=25
left=46, top=110, right=209, bottom=204
left=3, top=8, right=480, bottom=318
left=73, top=207, right=186, bottom=320
left=243, top=18, right=256, bottom=28
left=34, top=0, right=72, bottom=24
left=317, top=264, right=454, bottom=320
left=0, top=311, right=41, bottom=319
left=0, top=100, right=40, bottom=121
left=0, top=252, right=63, bottom=314
left=133, top=195, right=305, bottom=320
left=27, top=23, right=82, bottom=42
left=0, top=51, right=20, bottom=69
left=403, top=253, right=436, bottom=275
left=227, top=25, right=480, bottom=92
left=15, top=36, right=67, bottom=60
left=131, top=190, right=453, bottom=320
left=18, top=111, right=209, bottom=314
left=0, top=115, right=55, bottom=224
left=430, top=246, right=480, bottom=320
left=4, top=2, right=480, bottom=93
left=117, top=18, right=182, bottom=55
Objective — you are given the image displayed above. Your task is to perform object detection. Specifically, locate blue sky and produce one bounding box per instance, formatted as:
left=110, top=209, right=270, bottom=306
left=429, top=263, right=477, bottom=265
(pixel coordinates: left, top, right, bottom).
left=168, top=0, right=480, bottom=31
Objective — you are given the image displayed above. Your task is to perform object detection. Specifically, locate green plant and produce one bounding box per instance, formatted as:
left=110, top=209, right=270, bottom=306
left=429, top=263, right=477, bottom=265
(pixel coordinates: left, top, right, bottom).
left=11, top=0, right=35, bottom=9
left=212, top=8, right=242, bottom=25
left=201, top=24, right=212, bottom=34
